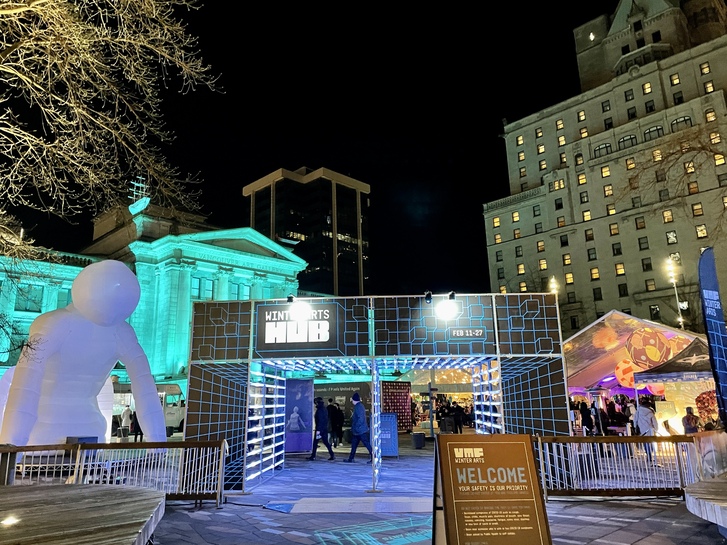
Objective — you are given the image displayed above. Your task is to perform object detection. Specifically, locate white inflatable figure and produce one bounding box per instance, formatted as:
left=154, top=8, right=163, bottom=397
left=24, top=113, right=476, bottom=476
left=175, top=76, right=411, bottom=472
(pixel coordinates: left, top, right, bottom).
left=97, top=376, right=115, bottom=443
left=0, top=260, right=166, bottom=445
left=0, top=367, right=15, bottom=435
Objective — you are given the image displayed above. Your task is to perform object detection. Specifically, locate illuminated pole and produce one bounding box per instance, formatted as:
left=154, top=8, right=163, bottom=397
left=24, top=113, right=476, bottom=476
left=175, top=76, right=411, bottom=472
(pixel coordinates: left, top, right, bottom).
left=666, top=259, right=684, bottom=330
left=549, top=276, right=559, bottom=298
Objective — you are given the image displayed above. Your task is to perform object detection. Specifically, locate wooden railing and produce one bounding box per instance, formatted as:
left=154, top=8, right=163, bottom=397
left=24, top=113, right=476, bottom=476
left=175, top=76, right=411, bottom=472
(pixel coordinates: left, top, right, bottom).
left=0, top=440, right=227, bottom=507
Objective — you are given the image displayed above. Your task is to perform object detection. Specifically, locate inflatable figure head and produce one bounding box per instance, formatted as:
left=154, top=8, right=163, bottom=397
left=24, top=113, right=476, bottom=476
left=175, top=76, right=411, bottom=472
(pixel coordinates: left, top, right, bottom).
left=71, top=260, right=140, bottom=326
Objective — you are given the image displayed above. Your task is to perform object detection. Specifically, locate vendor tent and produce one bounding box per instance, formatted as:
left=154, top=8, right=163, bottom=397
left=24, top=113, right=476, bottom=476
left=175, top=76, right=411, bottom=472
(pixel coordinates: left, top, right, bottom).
left=634, top=338, right=712, bottom=384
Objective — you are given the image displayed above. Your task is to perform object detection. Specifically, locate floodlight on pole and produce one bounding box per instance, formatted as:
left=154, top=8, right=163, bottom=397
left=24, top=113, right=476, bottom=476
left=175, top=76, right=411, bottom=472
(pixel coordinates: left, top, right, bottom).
left=665, top=258, right=684, bottom=329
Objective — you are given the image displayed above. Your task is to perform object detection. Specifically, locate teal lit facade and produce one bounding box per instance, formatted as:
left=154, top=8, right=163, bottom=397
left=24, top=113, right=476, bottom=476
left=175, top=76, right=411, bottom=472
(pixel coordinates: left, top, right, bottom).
left=0, top=203, right=307, bottom=386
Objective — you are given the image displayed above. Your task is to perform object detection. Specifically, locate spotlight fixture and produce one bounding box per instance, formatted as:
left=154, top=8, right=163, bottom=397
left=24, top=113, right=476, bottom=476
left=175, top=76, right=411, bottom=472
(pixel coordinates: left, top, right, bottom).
left=287, top=294, right=295, bottom=303
left=424, top=291, right=433, bottom=304
left=448, top=291, right=456, bottom=300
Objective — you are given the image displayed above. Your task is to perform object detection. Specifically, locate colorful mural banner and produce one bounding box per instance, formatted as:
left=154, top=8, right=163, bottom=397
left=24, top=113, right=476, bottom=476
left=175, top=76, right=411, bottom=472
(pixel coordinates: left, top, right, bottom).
left=284, top=378, right=314, bottom=453
left=698, top=247, right=727, bottom=427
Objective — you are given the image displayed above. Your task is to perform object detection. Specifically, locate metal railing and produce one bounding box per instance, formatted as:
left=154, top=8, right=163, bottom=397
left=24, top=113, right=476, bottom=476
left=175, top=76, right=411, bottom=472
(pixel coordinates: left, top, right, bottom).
left=0, top=440, right=227, bottom=507
left=536, top=435, right=701, bottom=499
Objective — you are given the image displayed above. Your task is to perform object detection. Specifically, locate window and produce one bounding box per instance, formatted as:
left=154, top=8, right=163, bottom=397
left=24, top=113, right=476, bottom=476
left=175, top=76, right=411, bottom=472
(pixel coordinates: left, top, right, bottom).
left=565, top=272, right=574, bottom=285
left=515, top=245, right=523, bottom=257
left=519, top=282, right=528, bottom=293
left=609, top=223, right=619, bottom=236
left=590, top=267, right=600, bottom=280
left=626, top=157, right=635, bottom=170
left=662, top=209, right=673, bottom=223
left=494, top=234, right=502, bottom=244
left=711, top=132, right=721, bottom=144
left=567, top=292, right=577, bottom=304
left=642, top=82, right=652, bottom=94
left=604, top=118, right=613, bottom=130
left=539, top=159, right=547, bottom=171
left=191, top=277, right=214, bottom=300
left=684, top=161, right=695, bottom=174
left=688, top=181, right=699, bottom=194
left=537, top=240, right=545, bottom=252
left=495, top=250, right=503, bottom=262
left=659, top=188, right=669, bottom=201
left=580, top=191, right=589, bottom=203
left=625, top=89, right=634, bottom=101
left=535, top=222, right=543, bottom=234
left=558, top=135, right=566, bottom=147
left=555, top=198, right=563, bottom=209
left=670, top=73, right=680, bottom=86
left=716, top=154, right=726, bottom=166
left=560, top=152, right=567, bottom=165
left=632, top=196, right=641, bottom=208
left=697, top=224, right=708, bottom=238
left=538, top=259, right=548, bottom=271
left=583, top=210, right=592, bottom=221
left=560, top=235, right=569, bottom=247
left=603, top=184, right=613, bottom=197
left=551, top=179, right=565, bottom=191
left=700, top=62, right=711, bottom=75
left=653, top=149, right=663, bottom=161
left=645, top=279, right=656, bottom=291
left=577, top=110, right=586, bottom=121
left=642, top=257, right=652, bottom=272
left=517, top=263, right=525, bottom=275
left=512, top=211, right=520, bottom=222
left=556, top=118, right=564, bottom=130
left=516, top=135, right=524, bottom=145
left=14, top=284, right=44, bottom=312
left=618, top=135, right=638, bottom=149
left=720, top=173, right=727, bottom=186
left=638, top=236, right=649, bottom=250
left=585, top=229, right=595, bottom=241
left=576, top=154, right=584, bottom=166
left=692, top=203, right=704, bottom=216
left=601, top=166, right=610, bottom=178
left=535, top=127, right=543, bottom=138
left=650, top=304, right=661, bottom=320
left=497, top=268, right=505, bottom=280
left=612, top=242, right=622, bottom=256
left=671, top=116, right=692, bottom=131
left=635, top=216, right=645, bottom=229
left=557, top=216, right=566, bottom=227
left=618, top=283, right=629, bottom=297
left=493, top=216, right=500, bottom=228
left=532, top=204, right=541, bottom=217
left=499, top=285, right=507, bottom=294
left=578, top=173, right=587, bottom=185
left=580, top=127, right=589, bottom=138
left=587, top=248, right=597, bottom=261
left=593, top=287, right=603, bottom=301
left=705, top=81, right=715, bottom=93
left=606, top=204, right=616, bottom=215
left=670, top=252, right=682, bottom=265
left=562, top=253, right=571, bottom=265
left=601, top=101, right=610, bottom=113
left=645, top=100, right=655, bottom=113
left=593, top=143, right=612, bottom=157
left=518, top=151, right=525, bottom=161
left=629, top=177, right=639, bottom=189
left=655, top=169, right=666, bottom=182
left=513, top=228, right=521, bottom=239
left=666, top=230, right=678, bottom=244
left=644, top=126, right=664, bottom=141
left=519, top=167, right=526, bottom=177
left=706, top=108, right=717, bottom=122
left=570, top=316, right=579, bottom=329
left=537, top=143, right=545, bottom=154
left=615, top=263, right=625, bottom=276
left=627, top=106, right=637, bottom=120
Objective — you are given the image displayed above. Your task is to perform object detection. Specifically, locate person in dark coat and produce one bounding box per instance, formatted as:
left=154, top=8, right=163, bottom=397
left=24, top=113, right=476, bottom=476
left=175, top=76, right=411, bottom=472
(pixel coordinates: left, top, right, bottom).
left=308, top=398, right=335, bottom=461
left=343, top=392, right=373, bottom=463
left=333, top=403, right=344, bottom=446
left=131, top=411, right=143, bottom=442
left=326, top=398, right=338, bottom=447
left=451, top=401, right=465, bottom=434
left=579, top=401, right=594, bottom=436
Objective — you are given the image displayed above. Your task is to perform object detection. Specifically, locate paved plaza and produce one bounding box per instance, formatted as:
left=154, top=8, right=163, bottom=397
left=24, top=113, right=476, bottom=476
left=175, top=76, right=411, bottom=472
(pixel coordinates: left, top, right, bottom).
left=153, top=433, right=726, bottom=545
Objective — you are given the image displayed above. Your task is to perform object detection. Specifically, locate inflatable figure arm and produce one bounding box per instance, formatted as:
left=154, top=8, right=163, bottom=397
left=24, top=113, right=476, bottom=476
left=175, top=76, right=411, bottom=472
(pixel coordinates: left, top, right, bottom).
left=0, top=312, right=63, bottom=445
left=116, top=324, right=167, bottom=442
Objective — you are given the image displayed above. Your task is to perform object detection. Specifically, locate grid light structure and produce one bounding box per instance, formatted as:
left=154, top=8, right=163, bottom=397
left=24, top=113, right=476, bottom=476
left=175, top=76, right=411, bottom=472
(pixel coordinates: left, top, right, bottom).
left=189, top=293, right=568, bottom=493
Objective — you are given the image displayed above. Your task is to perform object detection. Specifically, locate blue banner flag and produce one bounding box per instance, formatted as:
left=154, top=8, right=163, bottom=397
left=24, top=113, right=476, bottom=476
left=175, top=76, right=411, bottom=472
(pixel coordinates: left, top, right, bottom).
left=698, top=247, right=727, bottom=428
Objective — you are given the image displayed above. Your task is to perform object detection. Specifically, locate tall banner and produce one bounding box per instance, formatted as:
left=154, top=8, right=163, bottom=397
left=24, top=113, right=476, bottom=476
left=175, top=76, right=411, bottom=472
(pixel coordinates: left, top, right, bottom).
left=698, top=247, right=727, bottom=427
left=284, top=378, right=314, bottom=453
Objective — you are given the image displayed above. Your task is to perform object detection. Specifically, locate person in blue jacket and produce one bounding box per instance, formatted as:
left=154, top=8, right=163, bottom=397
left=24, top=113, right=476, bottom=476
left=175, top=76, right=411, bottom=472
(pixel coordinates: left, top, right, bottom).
left=343, top=392, right=373, bottom=463
left=308, top=397, right=335, bottom=461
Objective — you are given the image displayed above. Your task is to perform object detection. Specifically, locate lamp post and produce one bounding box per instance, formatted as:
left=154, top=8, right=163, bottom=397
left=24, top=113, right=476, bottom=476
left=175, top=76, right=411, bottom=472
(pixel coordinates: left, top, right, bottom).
left=665, top=258, right=684, bottom=329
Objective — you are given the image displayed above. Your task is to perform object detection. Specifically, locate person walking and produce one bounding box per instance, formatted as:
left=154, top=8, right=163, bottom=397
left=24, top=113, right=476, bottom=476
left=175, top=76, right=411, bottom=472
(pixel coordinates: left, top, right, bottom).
left=131, top=411, right=144, bottom=442
left=308, top=398, right=335, bottom=461
left=579, top=401, right=594, bottom=436
left=634, top=400, right=659, bottom=465
left=342, top=392, right=372, bottom=463
left=326, top=398, right=337, bottom=447
left=451, top=401, right=465, bottom=434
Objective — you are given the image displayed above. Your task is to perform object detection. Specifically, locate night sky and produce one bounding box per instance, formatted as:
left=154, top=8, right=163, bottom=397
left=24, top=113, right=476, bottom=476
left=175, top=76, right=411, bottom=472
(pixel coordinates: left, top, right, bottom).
left=23, top=3, right=620, bottom=296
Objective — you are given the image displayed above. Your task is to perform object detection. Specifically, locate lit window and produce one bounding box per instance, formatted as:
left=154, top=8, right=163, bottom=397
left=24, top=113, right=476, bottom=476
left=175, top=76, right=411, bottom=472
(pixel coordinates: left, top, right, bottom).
left=705, top=81, right=715, bottom=93
left=697, top=225, right=708, bottom=238
left=716, top=154, right=726, bottom=166
left=684, top=161, right=695, bottom=174
left=635, top=216, right=645, bottom=229
left=535, top=127, right=543, bottom=138
left=609, top=223, right=619, bottom=236
left=670, top=73, right=680, bottom=86
left=688, top=181, right=699, bottom=194
left=557, top=216, right=566, bottom=227
left=519, top=282, right=528, bottom=292
left=537, top=143, right=545, bottom=154
left=724, top=196, right=727, bottom=209
left=590, top=267, right=600, bottom=280
left=494, top=234, right=502, bottom=244
left=706, top=109, right=717, bottom=122
left=626, top=157, right=635, bottom=170
left=576, top=154, right=584, bottom=166
left=653, top=149, right=662, bottom=161
left=565, top=273, right=574, bottom=285
left=582, top=210, right=591, bottom=221
left=585, top=229, right=594, bottom=241
left=615, top=263, right=625, bottom=276
left=517, top=263, right=525, bottom=275
left=603, top=184, right=613, bottom=197
left=666, top=230, right=678, bottom=244
left=638, top=236, right=649, bottom=250
left=519, top=167, right=527, bottom=177
left=499, top=285, right=507, bottom=294
left=578, top=173, right=587, bottom=185
left=516, top=135, right=524, bottom=145
left=551, top=179, right=565, bottom=191
left=700, top=62, right=711, bottom=75
left=562, top=253, right=571, bottom=265
left=518, top=151, right=525, bottom=161
left=606, top=204, right=615, bottom=215
left=711, top=132, right=721, bottom=144
left=577, top=110, right=586, bottom=122
left=559, top=152, right=567, bottom=164
left=580, top=127, right=589, bottom=138
left=645, top=279, right=656, bottom=291
left=681, top=141, right=690, bottom=153
left=513, top=229, right=521, bottom=239
left=642, top=82, right=652, bottom=94
left=558, top=135, right=566, bottom=147
left=556, top=119, right=564, bottom=130
left=692, top=203, right=703, bottom=216
left=601, top=166, right=610, bottom=177
left=539, top=160, right=547, bottom=171
left=512, top=211, right=519, bottom=222
left=537, top=240, right=545, bottom=252
left=663, top=210, right=673, bottom=223
left=539, top=259, right=547, bottom=271
left=493, top=217, right=500, bottom=227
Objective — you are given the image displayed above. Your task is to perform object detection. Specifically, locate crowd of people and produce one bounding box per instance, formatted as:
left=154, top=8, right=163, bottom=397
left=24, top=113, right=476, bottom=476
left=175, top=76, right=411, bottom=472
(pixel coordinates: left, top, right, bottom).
left=432, top=400, right=475, bottom=433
